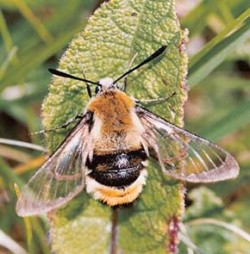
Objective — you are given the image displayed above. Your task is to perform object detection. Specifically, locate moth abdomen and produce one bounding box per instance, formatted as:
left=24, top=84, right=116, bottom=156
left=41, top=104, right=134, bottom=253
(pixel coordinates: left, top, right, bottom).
left=87, top=149, right=147, bottom=187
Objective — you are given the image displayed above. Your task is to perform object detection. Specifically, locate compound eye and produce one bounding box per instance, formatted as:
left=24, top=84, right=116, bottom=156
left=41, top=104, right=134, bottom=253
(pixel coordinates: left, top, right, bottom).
left=95, top=85, right=102, bottom=94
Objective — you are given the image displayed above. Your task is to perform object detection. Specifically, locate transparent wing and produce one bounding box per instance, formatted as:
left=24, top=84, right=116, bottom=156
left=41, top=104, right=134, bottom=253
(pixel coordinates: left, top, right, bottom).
left=16, top=116, right=92, bottom=216
left=137, top=107, right=239, bottom=182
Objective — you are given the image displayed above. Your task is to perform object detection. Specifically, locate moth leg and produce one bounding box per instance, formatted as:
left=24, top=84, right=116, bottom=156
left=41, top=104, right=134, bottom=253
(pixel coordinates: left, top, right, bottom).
left=135, top=92, right=176, bottom=106
left=32, top=114, right=84, bottom=135
left=123, top=77, right=128, bottom=91
left=53, top=114, right=84, bottom=130
left=80, top=72, right=92, bottom=98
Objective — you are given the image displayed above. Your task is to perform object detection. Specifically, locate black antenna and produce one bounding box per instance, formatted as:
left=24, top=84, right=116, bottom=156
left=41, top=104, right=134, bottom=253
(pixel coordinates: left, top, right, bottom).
left=48, top=68, right=99, bottom=86
left=113, top=45, right=167, bottom=84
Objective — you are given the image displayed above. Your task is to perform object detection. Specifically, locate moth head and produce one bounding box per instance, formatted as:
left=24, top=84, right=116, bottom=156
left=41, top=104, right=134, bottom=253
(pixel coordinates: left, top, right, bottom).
left=95, top=77, right=116, bottom=94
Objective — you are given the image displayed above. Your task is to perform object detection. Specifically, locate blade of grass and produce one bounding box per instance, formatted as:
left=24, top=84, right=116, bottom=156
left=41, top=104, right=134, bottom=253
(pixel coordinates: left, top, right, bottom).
left=179, top=223, right=207, bottom=254
left=0, top=24, right=85, bottom=90
left=179, top=232, right=207, bottom=254
left=30, top=217, right=50, bottom=254
left=200, top=72, right=250, bottom=89
left=0, top=145, right=32, bottom=162
left=0, top=229, right=27, bottom=254
left=217, top=2, right=235, bottom=24
left=0, top=46, right=18, bottom=79
left=0, top=93, right=47, bottom=147
left=15, top=183, right=50, bottom=254
left=0, top=138, right=46, bottom=152
left=182, top=0, right=249, bottom=37
left=181, top=0, right=211, bottom=37
left=189, top=9, right=250, bottom=87
left=14, top=155, right=45, bottom=175
left=8, top=0, right=53, bottom=44
left=0, top=10, right=14, bottom=51
left=14, top=184, right=33, bottom=254
left=190, top=8, right=250, bottom=66
left=0, top=157, right=23, bottom=186
left=0, top=1, right=95, bottom=89
left=0, top=101, right=35, bottom=126
left=188, top=218, right=250, bottom=243
left=198, top=100, right=250, bottom=141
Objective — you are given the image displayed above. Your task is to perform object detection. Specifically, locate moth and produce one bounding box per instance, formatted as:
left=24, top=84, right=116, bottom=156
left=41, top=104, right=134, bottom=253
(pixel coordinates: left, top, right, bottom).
left=16, top=46, right=239, bottom=216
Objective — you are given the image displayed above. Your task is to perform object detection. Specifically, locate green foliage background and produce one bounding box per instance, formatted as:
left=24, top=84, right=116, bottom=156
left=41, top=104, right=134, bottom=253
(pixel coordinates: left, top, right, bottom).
left=0, top=0, right=250, bottom=253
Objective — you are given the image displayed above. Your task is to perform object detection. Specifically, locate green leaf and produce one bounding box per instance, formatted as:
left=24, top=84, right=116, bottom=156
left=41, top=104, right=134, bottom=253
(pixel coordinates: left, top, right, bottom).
left=42, top=0, right=188, bottom=253
left=189, top=8, right=250, bottom=87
